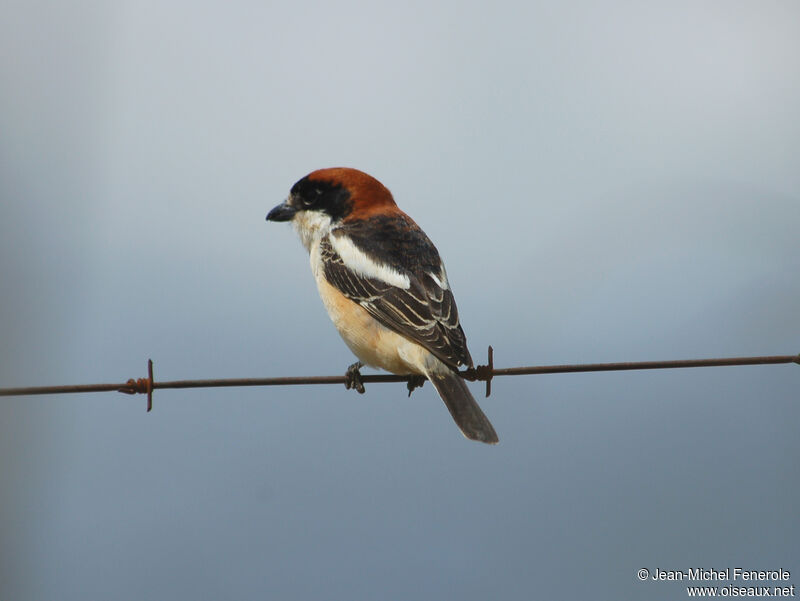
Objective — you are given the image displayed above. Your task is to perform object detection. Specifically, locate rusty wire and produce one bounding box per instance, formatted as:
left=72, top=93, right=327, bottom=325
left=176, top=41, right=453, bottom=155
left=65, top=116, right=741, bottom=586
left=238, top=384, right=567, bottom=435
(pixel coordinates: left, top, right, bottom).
left=0, top=348, right=797, bottom=412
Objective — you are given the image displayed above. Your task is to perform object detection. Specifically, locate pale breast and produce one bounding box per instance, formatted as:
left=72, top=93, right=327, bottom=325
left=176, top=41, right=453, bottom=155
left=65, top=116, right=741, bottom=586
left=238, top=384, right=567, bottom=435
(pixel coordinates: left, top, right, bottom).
left=315, top=274, right=429, bottom=375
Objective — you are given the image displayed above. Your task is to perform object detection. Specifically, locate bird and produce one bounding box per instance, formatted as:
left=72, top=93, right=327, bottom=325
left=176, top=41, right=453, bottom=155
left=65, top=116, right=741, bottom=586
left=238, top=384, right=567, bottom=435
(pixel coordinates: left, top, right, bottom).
left=266, top=167, right=498, bottom=444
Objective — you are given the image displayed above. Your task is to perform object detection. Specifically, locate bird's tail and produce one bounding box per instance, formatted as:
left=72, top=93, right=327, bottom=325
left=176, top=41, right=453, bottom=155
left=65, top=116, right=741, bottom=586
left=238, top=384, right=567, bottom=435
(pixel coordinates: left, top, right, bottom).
left=427, top=371, right=499, bottom=444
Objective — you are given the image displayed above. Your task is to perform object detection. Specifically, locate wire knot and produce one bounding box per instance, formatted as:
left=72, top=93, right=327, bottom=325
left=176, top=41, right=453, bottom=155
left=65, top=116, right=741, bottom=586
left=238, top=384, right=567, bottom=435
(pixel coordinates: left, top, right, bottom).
left=118, top=377, right=150, bottom=395
left=116, top=359, right=154, bottom=412
left=462, top=346, right=494, bottom=397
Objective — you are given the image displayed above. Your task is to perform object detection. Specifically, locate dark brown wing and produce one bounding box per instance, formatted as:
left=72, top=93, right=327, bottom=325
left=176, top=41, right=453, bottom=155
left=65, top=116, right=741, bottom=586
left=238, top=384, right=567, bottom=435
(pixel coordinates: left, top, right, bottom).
left=320, top=232, right=472, bottom=370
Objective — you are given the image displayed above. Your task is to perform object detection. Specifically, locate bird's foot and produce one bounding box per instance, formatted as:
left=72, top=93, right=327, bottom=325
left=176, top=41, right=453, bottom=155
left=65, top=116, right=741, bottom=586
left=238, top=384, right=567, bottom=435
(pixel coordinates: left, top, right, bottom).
left=406, top=375, right=426, bottom=397
left=344, top=361, right=366, bottom=394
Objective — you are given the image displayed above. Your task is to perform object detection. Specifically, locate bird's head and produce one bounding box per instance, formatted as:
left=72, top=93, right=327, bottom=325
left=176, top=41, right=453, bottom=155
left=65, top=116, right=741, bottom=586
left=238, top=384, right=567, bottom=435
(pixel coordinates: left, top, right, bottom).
left=267, top=168, right=399, bottom=248
left=268, top=167, right=399, bottom=223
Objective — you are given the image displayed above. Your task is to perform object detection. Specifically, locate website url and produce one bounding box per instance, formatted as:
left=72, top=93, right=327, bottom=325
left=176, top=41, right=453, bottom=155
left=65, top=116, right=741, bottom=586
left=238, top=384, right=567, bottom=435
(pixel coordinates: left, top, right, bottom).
left=688, top=585, right=796, bottom=597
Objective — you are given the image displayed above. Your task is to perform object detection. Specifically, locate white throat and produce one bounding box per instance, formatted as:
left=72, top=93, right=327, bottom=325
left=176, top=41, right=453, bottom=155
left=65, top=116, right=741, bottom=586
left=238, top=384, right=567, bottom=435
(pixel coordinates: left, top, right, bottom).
left=293, top=210, right=333, bottom=253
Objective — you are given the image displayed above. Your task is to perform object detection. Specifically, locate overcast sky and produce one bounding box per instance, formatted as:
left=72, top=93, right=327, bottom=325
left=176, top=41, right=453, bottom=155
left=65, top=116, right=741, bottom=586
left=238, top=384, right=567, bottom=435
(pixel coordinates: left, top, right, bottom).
left=1, top=1, right=798, bottom=599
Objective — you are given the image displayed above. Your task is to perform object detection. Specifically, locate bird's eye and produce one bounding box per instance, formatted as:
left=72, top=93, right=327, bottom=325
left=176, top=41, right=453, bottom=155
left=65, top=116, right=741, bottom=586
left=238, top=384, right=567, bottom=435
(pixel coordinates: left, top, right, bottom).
left=302, top=188, right=323, bottom=207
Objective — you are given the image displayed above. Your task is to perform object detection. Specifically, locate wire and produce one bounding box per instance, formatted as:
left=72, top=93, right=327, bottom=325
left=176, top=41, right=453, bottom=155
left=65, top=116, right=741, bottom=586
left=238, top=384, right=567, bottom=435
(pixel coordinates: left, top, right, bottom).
left=1, top=349, right=797, bottom=412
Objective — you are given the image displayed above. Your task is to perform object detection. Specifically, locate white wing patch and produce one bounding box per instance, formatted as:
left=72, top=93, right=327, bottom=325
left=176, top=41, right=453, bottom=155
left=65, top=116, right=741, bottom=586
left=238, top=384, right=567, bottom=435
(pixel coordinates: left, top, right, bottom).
left=427, top=266, right=450, bottom=291
left=330, top=233, right=411, bottom=290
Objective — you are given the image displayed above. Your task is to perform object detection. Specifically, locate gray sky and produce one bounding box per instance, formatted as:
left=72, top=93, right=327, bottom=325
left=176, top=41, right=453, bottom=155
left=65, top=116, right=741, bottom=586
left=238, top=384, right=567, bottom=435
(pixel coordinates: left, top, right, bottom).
left=1, top=1, right=798, bottom=599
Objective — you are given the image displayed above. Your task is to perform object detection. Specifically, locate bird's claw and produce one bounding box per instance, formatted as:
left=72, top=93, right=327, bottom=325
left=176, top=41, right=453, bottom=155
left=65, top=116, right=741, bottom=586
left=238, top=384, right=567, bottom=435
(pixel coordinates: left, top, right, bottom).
left=406, top=375, right=426, bottom=397
left=344, top=361, right=366, bottom=394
